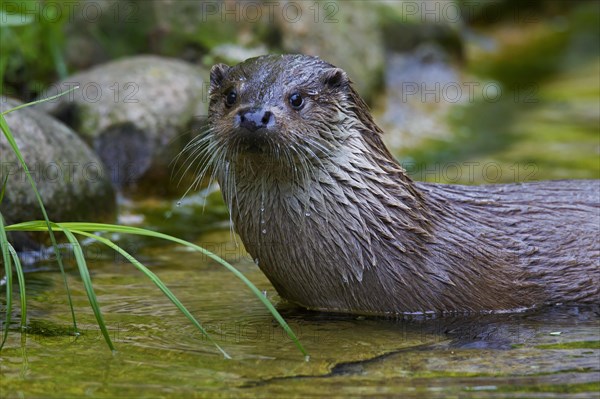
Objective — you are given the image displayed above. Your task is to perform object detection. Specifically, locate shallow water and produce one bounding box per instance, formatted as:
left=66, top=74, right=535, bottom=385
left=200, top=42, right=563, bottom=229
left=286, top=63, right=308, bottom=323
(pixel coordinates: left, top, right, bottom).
left=1, top=228, right=599, bottom=398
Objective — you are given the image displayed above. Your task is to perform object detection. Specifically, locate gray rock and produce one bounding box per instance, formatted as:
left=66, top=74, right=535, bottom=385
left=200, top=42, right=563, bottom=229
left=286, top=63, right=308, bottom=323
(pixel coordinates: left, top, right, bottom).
left=1, top=97, right=116, bottom=250
left=275, top=0, right=384, bottom=100
left=374, top=48, right=463, bottom=152
left=35, top=55, right=208, bottom=190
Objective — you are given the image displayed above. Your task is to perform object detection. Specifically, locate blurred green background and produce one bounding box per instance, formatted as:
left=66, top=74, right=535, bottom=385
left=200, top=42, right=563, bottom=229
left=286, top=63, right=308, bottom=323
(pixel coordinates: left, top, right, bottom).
left=2, top=0, right=598, bottom=189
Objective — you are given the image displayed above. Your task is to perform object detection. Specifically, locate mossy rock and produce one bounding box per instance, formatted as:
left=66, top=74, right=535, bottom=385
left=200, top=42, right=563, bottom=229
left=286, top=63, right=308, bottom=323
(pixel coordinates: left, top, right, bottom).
left=1, top=97, right=116, bottom=250
left=35, top=55, right=208, bottom=194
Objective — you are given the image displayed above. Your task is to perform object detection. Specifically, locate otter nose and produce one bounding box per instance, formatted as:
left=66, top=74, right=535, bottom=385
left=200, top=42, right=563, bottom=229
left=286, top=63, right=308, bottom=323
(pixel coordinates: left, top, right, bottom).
left=238, top=108, right=274, bottom=132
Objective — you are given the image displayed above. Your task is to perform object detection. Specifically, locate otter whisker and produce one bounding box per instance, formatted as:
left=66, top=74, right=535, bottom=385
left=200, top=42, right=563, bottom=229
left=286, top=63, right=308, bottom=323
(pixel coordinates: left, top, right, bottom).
left=223, top=148, right=243, bottom=242
left=280, top=142, right=302, bottom=185
left=173, top=130, right=218, bottom=187
left=172, top=139, right=207, bottom=184
left=294, top=139, right=328, bottom=183
left=287, top=144, right=313, bottom=189
left=186, top=139, right=223, bottom=187
left=177, top=144, right=225, bottom=203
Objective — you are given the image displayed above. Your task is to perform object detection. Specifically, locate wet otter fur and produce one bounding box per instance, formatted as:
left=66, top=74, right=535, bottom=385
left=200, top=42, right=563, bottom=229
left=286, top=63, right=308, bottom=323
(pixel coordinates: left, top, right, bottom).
left=195, top=54, right=599, bottom=315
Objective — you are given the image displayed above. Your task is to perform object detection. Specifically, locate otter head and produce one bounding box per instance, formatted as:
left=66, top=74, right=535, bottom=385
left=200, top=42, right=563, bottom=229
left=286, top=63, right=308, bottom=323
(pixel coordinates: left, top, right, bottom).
left=207, top=55, right=383, bottom=172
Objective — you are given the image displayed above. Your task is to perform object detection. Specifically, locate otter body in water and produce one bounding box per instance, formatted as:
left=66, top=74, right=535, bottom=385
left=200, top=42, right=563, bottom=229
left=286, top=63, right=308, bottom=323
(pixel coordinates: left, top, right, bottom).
left=200, top=54, right=599, bottom=315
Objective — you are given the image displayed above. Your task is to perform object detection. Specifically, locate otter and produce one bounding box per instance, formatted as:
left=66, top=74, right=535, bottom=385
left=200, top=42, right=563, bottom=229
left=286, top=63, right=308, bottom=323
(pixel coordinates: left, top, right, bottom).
left=196, top=54, right=599, bottom=315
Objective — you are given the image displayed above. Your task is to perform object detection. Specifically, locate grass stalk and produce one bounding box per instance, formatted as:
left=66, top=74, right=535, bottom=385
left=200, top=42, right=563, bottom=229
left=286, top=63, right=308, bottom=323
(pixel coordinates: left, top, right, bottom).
left=7, top=221, right=308, bottom=357
left=0, top=214, right=13, bottom=348
left=71, top=229, right=231, bottom=359
left=1, top=111, right=79, bottom=335
left=0, top=91, right=308, bottom=357
left=59, top=225, right=114, bottom=350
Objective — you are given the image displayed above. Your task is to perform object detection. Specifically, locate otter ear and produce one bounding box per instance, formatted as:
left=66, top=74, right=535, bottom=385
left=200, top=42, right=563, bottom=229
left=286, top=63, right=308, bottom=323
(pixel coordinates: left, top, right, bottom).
left=321, top=68, right=348, bottom=89
left=210, top=63, right=230, bottom=93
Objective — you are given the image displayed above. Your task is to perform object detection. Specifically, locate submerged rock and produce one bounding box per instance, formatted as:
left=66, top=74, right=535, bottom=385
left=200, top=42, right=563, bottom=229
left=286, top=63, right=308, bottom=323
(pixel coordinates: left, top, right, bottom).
left=35, top=55, right=207, bottom=193
left=0, top=97, right=116, bottom=250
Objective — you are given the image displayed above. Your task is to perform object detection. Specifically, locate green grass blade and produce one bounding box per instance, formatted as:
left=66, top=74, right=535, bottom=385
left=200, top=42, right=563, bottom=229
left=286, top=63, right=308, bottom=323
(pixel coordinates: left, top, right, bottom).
left=0, top=174, right=7, bottom=204
left=0, top=213, right=13, bottom=349
left=1, top=110, right=79, bottom=334
left=72, top=230, right=231, bottom=359
left=58, top=225, right=113, bottom=350
left=6, top=221, right=309, bottom=357
left=7, top=244, right=26, bottom=331
left=1, top=86, right=78, bottom=115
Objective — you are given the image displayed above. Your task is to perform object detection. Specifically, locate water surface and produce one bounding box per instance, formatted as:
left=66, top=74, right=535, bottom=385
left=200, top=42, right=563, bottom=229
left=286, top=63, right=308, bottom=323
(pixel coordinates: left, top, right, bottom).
left=1, top=228, right=599, bottom=398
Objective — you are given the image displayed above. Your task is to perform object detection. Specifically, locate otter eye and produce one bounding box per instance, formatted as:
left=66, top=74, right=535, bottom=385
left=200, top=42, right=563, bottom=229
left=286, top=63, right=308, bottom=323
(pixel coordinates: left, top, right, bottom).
left=225, top=89, right=237, bottom=107
left=289, top=92, right=304, bottom=109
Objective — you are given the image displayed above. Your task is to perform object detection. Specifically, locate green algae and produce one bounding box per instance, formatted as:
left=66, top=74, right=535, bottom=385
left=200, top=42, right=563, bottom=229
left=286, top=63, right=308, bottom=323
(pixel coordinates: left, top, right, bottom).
left=535, top=341, right=600, bottom=350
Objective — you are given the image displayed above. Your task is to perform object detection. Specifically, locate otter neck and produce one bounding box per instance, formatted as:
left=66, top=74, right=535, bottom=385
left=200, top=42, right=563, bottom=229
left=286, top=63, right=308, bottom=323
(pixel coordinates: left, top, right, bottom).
left=218, top=132, right=443, bottom=311
left=220, top=130, right=434, bottom=244
left=217, top=128, right=537, bottom=314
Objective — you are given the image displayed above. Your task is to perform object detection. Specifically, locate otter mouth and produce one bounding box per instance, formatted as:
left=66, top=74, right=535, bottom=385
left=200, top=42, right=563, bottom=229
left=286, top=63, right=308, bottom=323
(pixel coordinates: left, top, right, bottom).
left=231, top=127, right=274, bottom=154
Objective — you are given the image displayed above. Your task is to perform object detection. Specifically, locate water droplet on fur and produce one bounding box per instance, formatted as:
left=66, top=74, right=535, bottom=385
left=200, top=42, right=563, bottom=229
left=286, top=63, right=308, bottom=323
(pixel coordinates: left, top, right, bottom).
left=176, top=201, right=181, bottom=207
left=260, top=220, right=265, bottom=224
left=261, top=229, right=267, bottom=234
left=260, top=207, right=265, bottom=212
left=305, top=212, right=311, bottom=217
